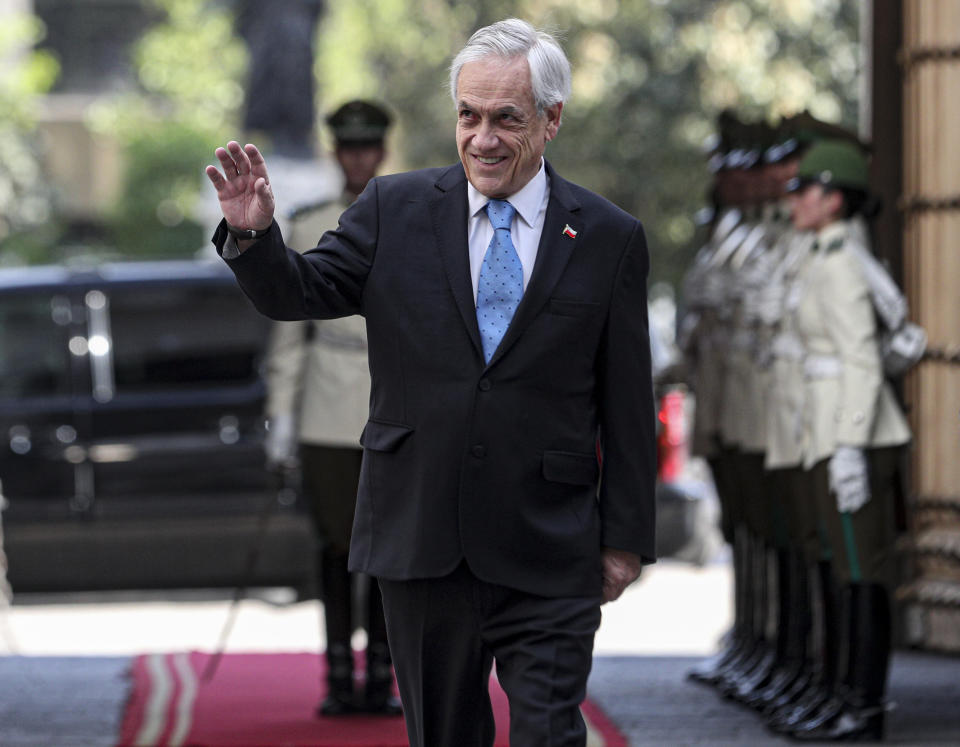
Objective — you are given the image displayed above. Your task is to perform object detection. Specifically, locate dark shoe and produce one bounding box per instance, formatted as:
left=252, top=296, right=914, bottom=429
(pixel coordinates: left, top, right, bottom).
left=363, top=641, right=402, bottom=716
left=363, top=688, right=403, bottom=716
left=790, top=700, right=886, bottom=742
left=768, top=683, right=832, bottom=733
left=790, top=583, right=891, bottom=742
left=689, top=635, right=750, bottom=685
left=763, top=666, right=814, bottom=717
left=317, top=685, right=358, bottom=717
left=317, top=643, right=357, bottom=717
left=784, top=692, right=846, bottom=735
left=687, top=629, right=741, bottom=683
left=731, top=647, right=778, bottom=702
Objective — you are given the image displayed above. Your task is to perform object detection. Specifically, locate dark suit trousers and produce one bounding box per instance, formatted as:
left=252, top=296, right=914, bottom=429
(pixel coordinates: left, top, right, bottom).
left=378, top=561, right=602, bottom=747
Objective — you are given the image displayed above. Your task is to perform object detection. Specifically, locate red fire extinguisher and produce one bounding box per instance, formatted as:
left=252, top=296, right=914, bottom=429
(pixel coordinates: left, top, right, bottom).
left=657, top=388, right=687, bottom=483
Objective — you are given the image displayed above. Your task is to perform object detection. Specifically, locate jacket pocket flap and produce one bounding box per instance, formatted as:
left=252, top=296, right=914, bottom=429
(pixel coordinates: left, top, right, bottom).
left=542, top=450, right=599, bottom=485
left=360, top=420, right=414, bottom=452
left=547, top=298, right=601, bottom=317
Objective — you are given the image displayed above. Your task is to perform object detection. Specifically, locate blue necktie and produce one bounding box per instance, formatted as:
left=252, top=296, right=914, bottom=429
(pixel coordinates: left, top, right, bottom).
left=476, top=199, right=522, bottom=363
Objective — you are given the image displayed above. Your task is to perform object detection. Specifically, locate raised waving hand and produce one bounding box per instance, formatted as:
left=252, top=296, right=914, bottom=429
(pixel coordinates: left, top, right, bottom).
left=205, top=141, right=275, bottom=232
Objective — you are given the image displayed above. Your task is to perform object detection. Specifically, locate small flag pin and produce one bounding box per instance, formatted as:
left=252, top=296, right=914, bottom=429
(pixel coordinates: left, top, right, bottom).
left=563, top=224, right=577, bottom=239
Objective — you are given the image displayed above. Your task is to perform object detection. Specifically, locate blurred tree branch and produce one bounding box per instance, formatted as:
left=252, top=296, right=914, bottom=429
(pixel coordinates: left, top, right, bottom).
left=315, top=0, right=860, bottom=289
left=0, top=10, right=60, bottom=264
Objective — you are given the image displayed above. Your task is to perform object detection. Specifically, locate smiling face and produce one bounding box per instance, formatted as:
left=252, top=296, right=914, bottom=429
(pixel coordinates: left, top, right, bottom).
left=455, top=55, right=562, bottom=199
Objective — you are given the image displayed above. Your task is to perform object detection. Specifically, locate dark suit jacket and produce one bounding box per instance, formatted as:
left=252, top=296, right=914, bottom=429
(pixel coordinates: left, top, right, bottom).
left=215, top=160, right=656, bottom=598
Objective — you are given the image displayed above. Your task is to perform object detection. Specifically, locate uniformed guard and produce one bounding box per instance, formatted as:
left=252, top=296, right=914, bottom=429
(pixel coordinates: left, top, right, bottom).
left=709, top=125, right=772, bottom=698
left=720, top=120, right=807, bottom=705
left=745, top=118, right=822, bottom=717
left=776, top=139, right=911, bottom=742
left=683, top=113, right=751, bottom=685
left=263, top=99, right=401, bottom=716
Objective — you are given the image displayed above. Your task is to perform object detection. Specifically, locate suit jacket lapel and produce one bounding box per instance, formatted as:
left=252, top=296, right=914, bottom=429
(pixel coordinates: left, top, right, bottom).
left=429, top=164, right=484, bottom=358
left=428, top=161, right=584, bottom=367
left=487, top=161, right=583, bottom=368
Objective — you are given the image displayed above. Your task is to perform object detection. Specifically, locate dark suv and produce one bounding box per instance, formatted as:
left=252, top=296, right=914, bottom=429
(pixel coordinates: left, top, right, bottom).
left=0, top=259, right=313, bottom=593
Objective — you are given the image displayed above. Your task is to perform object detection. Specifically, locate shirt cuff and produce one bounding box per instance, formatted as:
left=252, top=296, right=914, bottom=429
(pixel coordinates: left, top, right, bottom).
left=221, top=234, right=242, bottom=259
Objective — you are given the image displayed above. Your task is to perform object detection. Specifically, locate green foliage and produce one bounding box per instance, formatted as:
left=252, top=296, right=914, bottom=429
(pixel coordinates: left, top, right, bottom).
left=106, top=121, right=214, bottom=258
left=315, top=0, right=861, bottom=289
left=93, top=0, right=247, bottom=258
left=6, top=0, right=860, bottom=275
left=0, top=12, right=61, bottom=264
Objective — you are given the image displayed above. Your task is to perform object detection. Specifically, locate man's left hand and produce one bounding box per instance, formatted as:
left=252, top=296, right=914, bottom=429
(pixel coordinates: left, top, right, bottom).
left=601, top=548, right=643, bottom=604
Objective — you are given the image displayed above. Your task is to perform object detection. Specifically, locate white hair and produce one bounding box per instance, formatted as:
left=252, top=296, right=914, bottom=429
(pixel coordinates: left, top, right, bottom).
left=449, top=18, right=571, bottom=117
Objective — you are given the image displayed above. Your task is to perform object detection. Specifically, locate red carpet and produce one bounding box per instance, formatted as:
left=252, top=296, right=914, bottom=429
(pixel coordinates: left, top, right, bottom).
left=117, top=652, right=626, bottom=746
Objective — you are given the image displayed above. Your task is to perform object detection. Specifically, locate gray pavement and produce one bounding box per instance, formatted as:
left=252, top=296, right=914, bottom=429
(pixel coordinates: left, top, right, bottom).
left=2, top=561, right=960, bottom=745
left=2, top=651, right=959, bottom=745
left=589, top=653, right=960, bottom=746
left=0, top=655, right=129, bottom=747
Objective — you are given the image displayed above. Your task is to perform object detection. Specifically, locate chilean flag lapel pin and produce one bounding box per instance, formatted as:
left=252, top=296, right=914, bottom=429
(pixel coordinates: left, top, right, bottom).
left=563, top=224, right=578, bottom=239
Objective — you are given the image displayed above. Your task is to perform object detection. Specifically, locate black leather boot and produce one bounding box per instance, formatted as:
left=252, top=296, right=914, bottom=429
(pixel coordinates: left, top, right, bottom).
left=319, top=643, right=357, bottom=716
left=317, top=550, right=357, bottom=716
left=719, top=532, right=770, bottom=697
left=791, top=583, right=891, bottom=741
left=689, top=526, right=749, bottom=684
left=746, top=550, right=807, bottom=710
left=768, top=560, right=841, bottom=733
left=362, top=582, right=402, bottom=716
left=760, top=556, right=814, bottom=715
left=733, top=545, right=786, bottom=703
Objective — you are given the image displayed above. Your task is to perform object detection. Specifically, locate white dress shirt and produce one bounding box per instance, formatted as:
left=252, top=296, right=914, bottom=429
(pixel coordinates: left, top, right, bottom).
left=467, top=160, right=550, bottom=302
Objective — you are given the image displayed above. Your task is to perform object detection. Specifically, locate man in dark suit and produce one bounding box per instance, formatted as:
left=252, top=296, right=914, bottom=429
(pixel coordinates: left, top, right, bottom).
left=206, top=18, right=656, bottom=747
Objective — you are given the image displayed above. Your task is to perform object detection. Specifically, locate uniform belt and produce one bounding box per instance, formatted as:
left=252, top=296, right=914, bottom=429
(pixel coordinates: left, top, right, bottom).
left=710, top=329, right=729, bottom=349
left=771, top=333, right=805, bottom=361
left=729, top=329, right=753, bottom=352
left=804, top=354, right=842, bottom=379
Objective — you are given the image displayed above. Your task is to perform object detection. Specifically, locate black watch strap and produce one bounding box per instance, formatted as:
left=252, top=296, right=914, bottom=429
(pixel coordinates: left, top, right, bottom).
left=225, top=220, right=271, bottom=240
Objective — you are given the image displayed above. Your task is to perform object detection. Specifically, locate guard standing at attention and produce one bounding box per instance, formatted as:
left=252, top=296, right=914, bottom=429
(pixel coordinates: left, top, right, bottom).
left=778, top=139, right=911, bottom=742
left=263, top=100, right=401, bottom=716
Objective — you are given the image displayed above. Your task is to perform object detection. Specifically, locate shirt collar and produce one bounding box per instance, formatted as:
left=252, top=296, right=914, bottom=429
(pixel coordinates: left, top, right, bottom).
left=467, top=158, right=548, bottom=228
left=815, top=221, right=848, bottom=247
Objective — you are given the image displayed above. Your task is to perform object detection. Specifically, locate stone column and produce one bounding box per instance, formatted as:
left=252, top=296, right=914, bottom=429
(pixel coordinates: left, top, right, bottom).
left=900, top=0, right=960, bottom=653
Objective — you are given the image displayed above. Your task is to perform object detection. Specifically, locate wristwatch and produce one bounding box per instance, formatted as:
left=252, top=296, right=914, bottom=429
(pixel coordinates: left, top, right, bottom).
left=225, top=220, right=271, bottom=240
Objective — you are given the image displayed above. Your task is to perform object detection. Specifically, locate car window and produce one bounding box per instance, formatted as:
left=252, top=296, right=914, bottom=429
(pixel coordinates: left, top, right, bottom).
left=108, top=284, right=269, bottom=392
left=0, top=293, right=73, bottom=399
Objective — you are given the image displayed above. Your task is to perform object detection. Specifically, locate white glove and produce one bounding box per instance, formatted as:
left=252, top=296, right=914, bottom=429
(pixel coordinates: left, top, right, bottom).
left=264, top=412, right=298, bottom=469
left=753, top=281, right=786, bottom=327
left=699, top=271, right=727, bottom=310
left=828, top=446, right=871, bottom=513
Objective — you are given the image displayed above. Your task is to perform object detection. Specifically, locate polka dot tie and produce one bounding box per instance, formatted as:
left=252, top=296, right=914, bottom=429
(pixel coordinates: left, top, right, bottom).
left=476, top=199, right=523, bottom=363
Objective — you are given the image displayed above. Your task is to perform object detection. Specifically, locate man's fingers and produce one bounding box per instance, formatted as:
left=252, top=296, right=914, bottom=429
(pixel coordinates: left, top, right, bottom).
left=244, top=143, right=269, bottom=179
left=601, top=576, right=625, bottom=604
left=253, top=177, right=275, bottom=218
left=599, top=548, right=643, bottom=605
left=205, top=165, right=227, bottom=190
left=207, top=141, right=273, bottom=227
left=228, top=141, right=253, bottom=176
left=601, top=568, right=627, bottom=604
left=214, top=145, right=240, bottom=176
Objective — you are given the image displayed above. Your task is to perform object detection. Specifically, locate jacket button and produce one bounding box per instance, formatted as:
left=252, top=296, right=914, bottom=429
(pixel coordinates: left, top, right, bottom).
left=478, top=378, right=492, bottom=391
left=472, top=444, right=486, bottom=458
